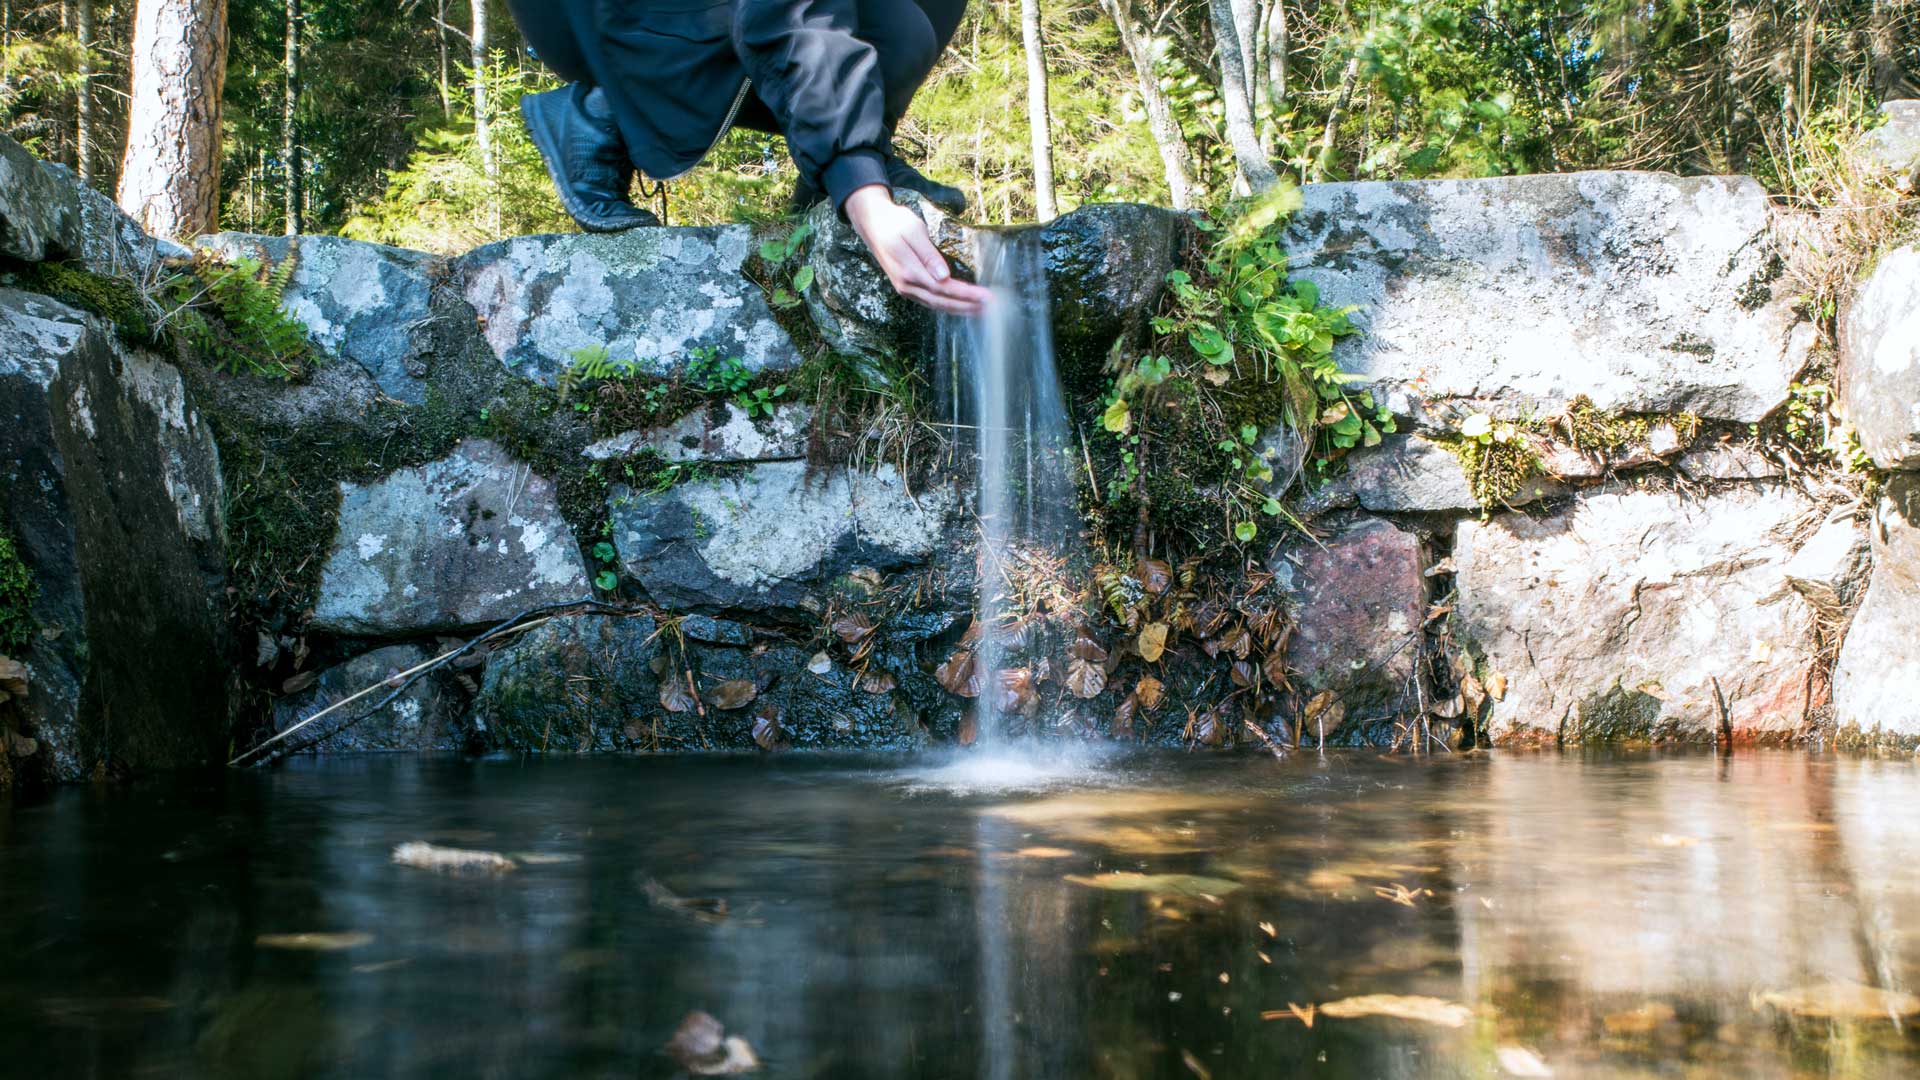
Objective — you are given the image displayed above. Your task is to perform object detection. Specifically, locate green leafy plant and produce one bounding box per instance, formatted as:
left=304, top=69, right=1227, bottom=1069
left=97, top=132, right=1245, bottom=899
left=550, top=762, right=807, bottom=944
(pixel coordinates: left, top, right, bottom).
left=558, top=344, right=640, bottom=401
left=0, top=533, right=35, bottom=656
left=687, top=347, right=754, bottom=395
left=759, top=221, right=816, bottom=309
left=735, top=383, right=788, bottom=419
left=167, top=251, right=312, bottom=379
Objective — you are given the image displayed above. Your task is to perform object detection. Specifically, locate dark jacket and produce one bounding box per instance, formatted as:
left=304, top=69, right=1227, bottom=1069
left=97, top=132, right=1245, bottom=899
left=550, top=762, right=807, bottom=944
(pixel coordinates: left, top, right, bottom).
left=510, top=0, right=892, bottom=209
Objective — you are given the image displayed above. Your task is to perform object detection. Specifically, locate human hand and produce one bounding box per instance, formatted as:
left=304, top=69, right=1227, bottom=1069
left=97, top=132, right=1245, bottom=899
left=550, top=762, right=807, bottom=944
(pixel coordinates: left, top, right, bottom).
left=843, top=185, right=989, bottom=316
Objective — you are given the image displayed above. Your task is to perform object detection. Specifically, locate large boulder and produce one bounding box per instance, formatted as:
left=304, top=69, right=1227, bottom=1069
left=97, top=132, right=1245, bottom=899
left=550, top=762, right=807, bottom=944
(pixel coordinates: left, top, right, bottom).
left=198, top=234, right=444, bottom=405
left=311, top=438, right=590, bottom=637
left=456, top=228, right=801, bottom=387
left=1272, top=517, right=1429, bottom=720
left=1456, top=486, right=1823, bottom=744
left=0, top=134, right=168, bottom=279
left=1831, top=475, right=1920, bottom=745
left=1863, top=100, right=1920, bottom=192
left=270, top=644, right=468, bottom=752
left=476, top=613, right=933, bottom=752
left=609, top=462, right=955, bottom=617
left=0, top=289, right=231, bottom=781
left=1839, top=242, right=1920, bottom=470
left=1286, top=172, right=1814, bottom=427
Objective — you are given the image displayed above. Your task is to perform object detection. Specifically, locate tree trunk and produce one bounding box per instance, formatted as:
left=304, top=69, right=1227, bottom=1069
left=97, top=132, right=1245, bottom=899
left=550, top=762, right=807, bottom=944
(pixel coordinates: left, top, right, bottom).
left=1019, top=0, right=1056, bottom=220
left=117, top=0, right=228, bottom=239
left=74, top=0, right=93, bottom=181
left=1102, top=0, right=1194, bottom=208
left=1265, top=0, right=1287, bottom=111
left=1868, top=0, right=1916, bottom=98
left=1312, top=55, right=1359, bottom=182
left=283, top=0, right=301, bottom=234
left=471, top=0, right=491, bottom=175
left=1208, top=0, right=1278, bottom=192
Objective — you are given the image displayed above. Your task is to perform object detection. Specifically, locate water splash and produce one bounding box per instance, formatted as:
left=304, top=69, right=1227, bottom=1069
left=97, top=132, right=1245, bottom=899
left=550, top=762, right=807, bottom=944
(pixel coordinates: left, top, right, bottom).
left=938, top=228, right=1084, bottom=748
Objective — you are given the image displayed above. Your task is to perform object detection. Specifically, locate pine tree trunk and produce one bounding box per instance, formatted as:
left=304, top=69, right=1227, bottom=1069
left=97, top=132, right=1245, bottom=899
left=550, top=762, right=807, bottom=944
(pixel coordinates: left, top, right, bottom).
left=1103, top=0, right=1194, bottom=208
left=75, top=0, right=93, bottom=181
left=283, top=0, right=301, bottom=233
left=1209, top=0, right=1277, bottom=192
left=1019, top=0, right=1056, bottom=221
left=117, top=0, right=228, bottom=239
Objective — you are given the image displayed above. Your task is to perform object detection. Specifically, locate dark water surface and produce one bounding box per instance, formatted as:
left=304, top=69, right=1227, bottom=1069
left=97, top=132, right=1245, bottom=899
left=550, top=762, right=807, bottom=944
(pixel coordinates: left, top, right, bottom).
left=4, top=750, right=1920, bottom=1078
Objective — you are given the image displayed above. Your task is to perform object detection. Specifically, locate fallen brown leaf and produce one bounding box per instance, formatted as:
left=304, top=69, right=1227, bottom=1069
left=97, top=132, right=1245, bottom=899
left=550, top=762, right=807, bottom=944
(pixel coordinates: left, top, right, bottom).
left=703, top=679, right=758, bottom=710
left=1138, top=622, right=1169, bottom=663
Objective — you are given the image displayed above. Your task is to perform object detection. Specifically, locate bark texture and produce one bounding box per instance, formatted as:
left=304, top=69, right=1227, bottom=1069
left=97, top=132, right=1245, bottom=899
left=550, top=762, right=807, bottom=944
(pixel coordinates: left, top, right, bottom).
left=1208, top=0, right=1278, bottom=192
left=1020, top=0, right=1057, bottom=220
left=117, top=0, right=228, bottom=239
left=1102, top=0, right=1194, bottom=209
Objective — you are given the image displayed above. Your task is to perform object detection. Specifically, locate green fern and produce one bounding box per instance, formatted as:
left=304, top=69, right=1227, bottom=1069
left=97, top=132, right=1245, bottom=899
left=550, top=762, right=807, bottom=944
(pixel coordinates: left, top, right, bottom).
left=167, top=249, right=314, bottom=380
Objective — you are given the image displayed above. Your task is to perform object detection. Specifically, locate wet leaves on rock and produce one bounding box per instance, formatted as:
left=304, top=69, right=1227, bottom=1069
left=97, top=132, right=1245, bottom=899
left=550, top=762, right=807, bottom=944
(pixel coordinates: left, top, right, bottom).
left=703, top=679, right=758, bottom=711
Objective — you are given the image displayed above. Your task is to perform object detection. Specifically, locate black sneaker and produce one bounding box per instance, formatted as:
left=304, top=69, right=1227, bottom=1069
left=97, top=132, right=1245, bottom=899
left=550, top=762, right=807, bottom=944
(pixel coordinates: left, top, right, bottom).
left=886, top=155, right=967, bottom=215
left=521, top=84, right=660, bottom=233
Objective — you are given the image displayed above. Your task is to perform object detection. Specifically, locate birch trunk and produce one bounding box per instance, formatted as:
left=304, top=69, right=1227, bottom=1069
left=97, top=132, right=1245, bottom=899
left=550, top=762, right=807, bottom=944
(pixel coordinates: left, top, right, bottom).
left=117, top=0, right=229, bottom=239
left=1208, top=0, right=1277, bottom=192
left=75, top=0, right=93, bottom=180
left=471, top=0, right=491, bottom=175
left=1312, top=55, right=1359, bottom=182
left=1102, top=0, right=1194, bottom=208
left=1020, top=0, right=1057, bottom=220
left=283, top=0, right=302, bottom=233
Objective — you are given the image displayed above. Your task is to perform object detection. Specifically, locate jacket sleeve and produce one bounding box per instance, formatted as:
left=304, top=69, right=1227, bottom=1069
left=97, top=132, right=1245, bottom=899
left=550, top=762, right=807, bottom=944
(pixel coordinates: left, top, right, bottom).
left=732, top=0, right=892, bottom=211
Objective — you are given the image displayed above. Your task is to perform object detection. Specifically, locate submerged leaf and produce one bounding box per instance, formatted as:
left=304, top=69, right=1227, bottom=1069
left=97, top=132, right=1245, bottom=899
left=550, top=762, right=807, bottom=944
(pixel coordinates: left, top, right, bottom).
left=1319, top=994, right=1472, bottom=1028
left=254, top=931, right=373, bottom=951
left=392, top=842, right=516, bottom=874
left=665, top=1011, right=762, bottom=1075
left=1063, top=872, right=1243, bottom=898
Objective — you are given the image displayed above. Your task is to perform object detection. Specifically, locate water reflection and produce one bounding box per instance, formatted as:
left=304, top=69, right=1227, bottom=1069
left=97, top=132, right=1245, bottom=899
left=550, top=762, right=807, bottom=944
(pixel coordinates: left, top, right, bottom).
left=2, top=751, right=1918, bottom=1078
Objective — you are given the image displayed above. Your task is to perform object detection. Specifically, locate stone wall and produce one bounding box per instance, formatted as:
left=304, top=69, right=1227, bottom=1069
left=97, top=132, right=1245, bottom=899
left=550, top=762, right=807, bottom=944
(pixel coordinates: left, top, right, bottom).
left=3, top=131, right=1918, bottom=782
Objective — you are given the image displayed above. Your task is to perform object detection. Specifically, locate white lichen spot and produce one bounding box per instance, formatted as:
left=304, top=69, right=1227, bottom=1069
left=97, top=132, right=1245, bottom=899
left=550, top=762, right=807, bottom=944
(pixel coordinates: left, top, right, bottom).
left=356, top=532, right=387, bottom=560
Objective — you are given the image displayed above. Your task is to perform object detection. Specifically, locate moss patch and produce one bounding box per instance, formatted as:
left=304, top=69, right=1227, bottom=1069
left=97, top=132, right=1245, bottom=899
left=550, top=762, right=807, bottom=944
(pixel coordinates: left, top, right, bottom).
left=8, top=259, right=158, bottom=344
left=1446, top=435, right=1544, bottom=507
left=0, top=532, right=35, bottom=655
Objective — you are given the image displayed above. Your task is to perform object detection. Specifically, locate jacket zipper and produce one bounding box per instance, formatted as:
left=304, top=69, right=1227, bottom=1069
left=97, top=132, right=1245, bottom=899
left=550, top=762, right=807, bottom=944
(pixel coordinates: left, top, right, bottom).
left=655, top=77, right=752, bottom=181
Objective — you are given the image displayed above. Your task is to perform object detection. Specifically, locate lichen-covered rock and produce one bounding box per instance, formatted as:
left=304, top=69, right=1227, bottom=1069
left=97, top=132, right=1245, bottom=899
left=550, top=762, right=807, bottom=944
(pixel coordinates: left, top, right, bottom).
left=1307, top=434, right=1563, bottom=513
left=1456, top=486, right=1822, bottom=744
left=0, top=135, right=80, bottom=264
left=1831, top=475, right=1920, bottom=744
left=1780, top=512, right=1870, bottom=618
left=0, top=289, right=231, bottom=782
left=457, top=228, right=800, bottom=387
left=1272, top=518, right=1428, bottom=719
left=312, top=438, right=590, bottom=636
left=0, top=134, right=169, bottom=278
left=1839, top=242, right=1920, bottom=470
left=1287, top=172, right=1813, bottom=427
left=1863, top=100, right=1920, bottom=192
left=271, top=644, right=467, bottom=752
left=1676, top=441, right=1785, bottom=481
left=802, top=196, right=946, bottom=374
left=584, top=402, right=813, bottom=462
left=610, top=462, right=955, bottom=617
left=199, top=233, right=444, bottom=404
left=476, top=613, right=933, bottom=751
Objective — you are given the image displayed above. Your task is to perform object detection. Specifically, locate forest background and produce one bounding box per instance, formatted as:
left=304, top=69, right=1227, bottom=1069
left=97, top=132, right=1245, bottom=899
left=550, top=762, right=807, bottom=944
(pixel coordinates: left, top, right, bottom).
left=1, top=0, right=1916, bottom=252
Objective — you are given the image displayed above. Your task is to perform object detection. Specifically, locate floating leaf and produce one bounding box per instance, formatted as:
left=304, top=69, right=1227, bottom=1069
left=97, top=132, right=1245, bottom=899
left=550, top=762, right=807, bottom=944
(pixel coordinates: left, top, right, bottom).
left=660, top=678, right=698, bottom=714
left=1135, top=676, right=1165, bottom=711
left=1138, top=622, right=1169, bottom=663
left=832, top=612, right=875, bottom=644
left=1063, top=872, right=1243, bottom=898
left=936, top=650, right=982, bottom=698
left=1013, top=846, right=1075, bottom=859
left=1065, top=656, right=1107, bottom=699
left=1319, top=994, right=1472, bottom=1028
left=703, top=679, right=757, bottom=711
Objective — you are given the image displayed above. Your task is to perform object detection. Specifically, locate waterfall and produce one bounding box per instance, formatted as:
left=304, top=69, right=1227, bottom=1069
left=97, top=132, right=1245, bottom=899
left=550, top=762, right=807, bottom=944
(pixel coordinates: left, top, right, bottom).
left=938, top=229, right=1082, bottom=746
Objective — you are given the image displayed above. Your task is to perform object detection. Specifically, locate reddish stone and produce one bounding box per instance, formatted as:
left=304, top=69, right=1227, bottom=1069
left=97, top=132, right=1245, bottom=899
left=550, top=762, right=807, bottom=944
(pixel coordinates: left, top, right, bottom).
left=1275, top=518, right=1429, bottom=716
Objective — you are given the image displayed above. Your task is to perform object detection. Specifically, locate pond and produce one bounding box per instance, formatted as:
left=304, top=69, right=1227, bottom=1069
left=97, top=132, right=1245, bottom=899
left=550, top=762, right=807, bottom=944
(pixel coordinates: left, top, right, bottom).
left=3, top=749, right=1918, bottom=1078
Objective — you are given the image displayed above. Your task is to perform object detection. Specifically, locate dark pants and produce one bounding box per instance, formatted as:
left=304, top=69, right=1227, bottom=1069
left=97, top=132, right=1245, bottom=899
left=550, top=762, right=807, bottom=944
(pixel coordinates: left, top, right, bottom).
left=516, top=0, right=966, bottom=137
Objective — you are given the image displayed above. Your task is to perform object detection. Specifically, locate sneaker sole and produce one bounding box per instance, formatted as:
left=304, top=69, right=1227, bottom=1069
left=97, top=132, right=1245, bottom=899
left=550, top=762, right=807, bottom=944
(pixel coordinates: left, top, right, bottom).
left=520, top=92, right=657, bottom=234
